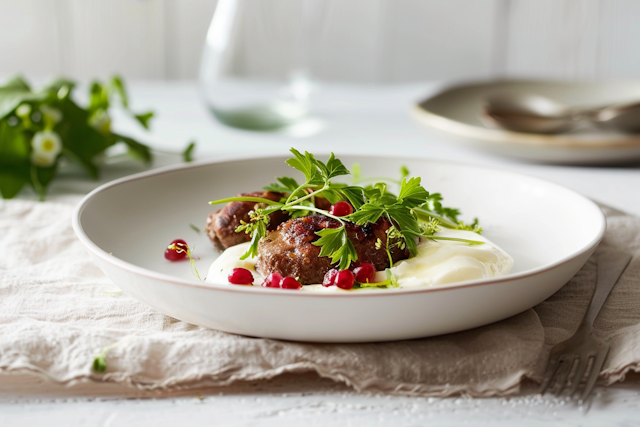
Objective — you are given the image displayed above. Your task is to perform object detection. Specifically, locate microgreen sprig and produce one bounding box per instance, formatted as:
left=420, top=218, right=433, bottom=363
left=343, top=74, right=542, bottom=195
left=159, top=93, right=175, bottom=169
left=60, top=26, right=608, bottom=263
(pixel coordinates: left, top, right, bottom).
left=375, top=226, right=406, bottom=269
left=235, top=208, right=272, bottom=259
left=168, top=242, right=202, bottom=281
left=92, top=336, right=135, bottom=373
left=355, top=269, right=399, bottom=289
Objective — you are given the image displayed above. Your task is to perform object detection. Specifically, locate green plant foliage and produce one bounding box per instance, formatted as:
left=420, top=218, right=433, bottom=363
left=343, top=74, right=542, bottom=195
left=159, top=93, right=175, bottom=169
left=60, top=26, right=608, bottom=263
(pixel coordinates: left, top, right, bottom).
left=210, top=149, right=483, bottom=272
left=0, top=75, right=153, bottom=200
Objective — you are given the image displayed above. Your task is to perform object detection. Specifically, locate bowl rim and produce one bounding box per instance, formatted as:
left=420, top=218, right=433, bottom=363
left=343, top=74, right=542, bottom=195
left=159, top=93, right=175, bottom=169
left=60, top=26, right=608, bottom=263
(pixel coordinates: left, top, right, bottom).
left=72, top=153, right=606, bottom=298
left=413, top=78, right=640, bottom=149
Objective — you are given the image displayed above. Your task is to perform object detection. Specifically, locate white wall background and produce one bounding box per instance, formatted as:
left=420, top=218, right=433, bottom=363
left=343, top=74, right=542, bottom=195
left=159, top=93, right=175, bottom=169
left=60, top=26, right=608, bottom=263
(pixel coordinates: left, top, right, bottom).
left=1, top=0, right=640, bottom=82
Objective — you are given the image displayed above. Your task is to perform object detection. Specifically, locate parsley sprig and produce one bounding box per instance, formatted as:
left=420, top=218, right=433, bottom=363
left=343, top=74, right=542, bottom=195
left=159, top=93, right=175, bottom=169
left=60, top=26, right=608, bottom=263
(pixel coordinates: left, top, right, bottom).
left=209, top=148, right=482, bottom=274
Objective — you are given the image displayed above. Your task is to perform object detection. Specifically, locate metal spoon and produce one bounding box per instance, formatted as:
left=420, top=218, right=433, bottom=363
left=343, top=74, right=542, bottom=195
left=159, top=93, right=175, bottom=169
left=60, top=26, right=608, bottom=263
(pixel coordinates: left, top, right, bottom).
left=480, top=93, right=640, bottom=134
left=593, top=101, right=640, bottom=132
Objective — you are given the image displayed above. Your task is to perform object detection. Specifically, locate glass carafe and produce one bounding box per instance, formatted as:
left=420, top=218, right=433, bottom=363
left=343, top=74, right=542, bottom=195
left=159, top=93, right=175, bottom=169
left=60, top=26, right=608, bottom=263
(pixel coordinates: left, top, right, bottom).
left=200, top=0, right=327, bottom=131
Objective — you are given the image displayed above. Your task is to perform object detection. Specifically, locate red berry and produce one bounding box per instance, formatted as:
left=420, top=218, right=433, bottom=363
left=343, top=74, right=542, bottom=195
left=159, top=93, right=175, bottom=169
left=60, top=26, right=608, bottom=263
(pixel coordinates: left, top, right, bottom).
left=262, top=272, right=283, bottom=288
left=329, top=201, right=353, bottom=217
left=353, top=263, right=375, bottom=283
left=322, top=269, right=338, bottom=287
left=280, top=276, right=302, bottom=290
left=228, top=268, right=254, bottom=285
left=335, top=269, right=355, bottom=290
left=164, top=239, right=188, bottom=261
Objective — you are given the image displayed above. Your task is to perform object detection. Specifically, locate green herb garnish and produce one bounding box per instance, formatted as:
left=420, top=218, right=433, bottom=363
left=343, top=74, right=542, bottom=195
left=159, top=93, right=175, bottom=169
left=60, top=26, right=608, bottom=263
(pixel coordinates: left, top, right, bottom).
left=168, top=242, right=202, bottom=281
left=183, top=141, right=196, bottom=162
left=355, top=269, right=400, bottom=289
left=92, top=353, right=107, bottom=373
left=210, top=148, right=481, bottom=273
left=0, top=75, right=154, bottom=200
left=351, top=162, right=408, bottom=185
left=92, top=336, right=133, bottom=373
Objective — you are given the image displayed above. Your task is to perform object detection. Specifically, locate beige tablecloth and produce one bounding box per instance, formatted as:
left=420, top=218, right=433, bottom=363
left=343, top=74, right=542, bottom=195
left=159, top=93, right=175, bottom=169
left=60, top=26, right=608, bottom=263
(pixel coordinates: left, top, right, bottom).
left=0, top=197, right=638, bottom=397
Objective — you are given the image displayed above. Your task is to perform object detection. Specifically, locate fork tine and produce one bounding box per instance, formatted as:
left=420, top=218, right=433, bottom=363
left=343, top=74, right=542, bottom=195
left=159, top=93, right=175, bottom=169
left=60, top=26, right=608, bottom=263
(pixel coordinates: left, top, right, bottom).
left=539, top=354, right=561, bottom=395
left=580, top=347, right=609, bottom=402
left=568, top=355, right=590, bottom=397
left=552, top=356, right=576, bottom=396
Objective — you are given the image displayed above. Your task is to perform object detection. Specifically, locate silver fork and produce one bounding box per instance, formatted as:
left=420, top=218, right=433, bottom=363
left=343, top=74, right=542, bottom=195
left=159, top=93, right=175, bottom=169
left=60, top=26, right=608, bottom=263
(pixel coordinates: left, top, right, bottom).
left=539, top=250, right=632, bottom=401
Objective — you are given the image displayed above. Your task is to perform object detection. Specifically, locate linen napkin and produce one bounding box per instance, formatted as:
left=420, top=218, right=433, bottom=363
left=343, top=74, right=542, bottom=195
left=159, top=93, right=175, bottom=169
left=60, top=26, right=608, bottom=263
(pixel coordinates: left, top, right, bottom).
left=0, top=197, right=638, bottom=397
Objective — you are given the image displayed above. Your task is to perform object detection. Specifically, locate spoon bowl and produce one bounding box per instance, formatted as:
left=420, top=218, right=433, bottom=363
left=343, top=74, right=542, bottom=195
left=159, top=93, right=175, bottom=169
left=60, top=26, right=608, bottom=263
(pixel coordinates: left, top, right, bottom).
left=481, top=92, right=640, bottom=134
left=481, top=93, right=577, bottom=134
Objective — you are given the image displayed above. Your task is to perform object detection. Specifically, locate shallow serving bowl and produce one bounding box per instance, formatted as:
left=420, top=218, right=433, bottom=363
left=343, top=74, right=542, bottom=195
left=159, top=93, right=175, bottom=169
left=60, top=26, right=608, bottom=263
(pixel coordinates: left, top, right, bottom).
left=73, top=155, right=605, bottom=342
left=413, top=79, right=640, bottom=165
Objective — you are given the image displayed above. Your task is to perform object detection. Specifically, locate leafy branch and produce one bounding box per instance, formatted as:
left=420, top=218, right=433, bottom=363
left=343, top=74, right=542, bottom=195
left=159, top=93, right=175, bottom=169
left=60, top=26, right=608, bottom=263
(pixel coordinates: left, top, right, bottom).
left=0, top=76, right=154, bottom=200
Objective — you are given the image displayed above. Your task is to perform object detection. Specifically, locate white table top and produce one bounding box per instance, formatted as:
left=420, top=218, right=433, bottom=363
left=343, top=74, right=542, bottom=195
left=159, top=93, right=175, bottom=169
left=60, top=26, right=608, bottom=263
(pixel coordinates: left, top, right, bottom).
left=4, top=82, right=640, bottom=426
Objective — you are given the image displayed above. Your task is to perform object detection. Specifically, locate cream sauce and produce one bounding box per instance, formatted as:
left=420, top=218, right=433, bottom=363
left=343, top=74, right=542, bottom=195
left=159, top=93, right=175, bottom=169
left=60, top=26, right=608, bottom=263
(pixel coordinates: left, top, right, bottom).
left=205, top=229, right=513, bottom=290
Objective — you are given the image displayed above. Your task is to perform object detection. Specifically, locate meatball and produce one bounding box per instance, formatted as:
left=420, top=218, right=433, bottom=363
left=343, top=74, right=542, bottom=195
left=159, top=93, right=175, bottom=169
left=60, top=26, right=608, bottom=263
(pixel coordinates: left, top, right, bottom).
left=256, top=215, right=409, bottom=285
left=206, top=191, right=333, bottom=251
left=205, top=191, right=288, bottom=250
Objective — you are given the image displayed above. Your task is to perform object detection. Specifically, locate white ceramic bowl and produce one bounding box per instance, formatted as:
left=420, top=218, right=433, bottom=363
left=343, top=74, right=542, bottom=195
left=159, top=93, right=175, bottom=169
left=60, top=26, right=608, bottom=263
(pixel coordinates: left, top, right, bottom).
left=73, top=155, right=605, bottom=342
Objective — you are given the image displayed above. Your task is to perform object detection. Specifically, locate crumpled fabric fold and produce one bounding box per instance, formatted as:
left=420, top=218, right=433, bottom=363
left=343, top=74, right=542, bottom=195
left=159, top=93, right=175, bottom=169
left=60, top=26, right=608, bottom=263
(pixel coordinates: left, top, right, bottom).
left=1, top=198, right=638, bottom=397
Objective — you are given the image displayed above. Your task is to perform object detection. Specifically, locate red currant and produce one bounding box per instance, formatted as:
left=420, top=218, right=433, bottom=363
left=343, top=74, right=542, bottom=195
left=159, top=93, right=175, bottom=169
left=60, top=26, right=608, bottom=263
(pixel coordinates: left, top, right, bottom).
left=353, top=263, right=375, bottom=283
left=262, top=272, right=283, bottom=288
left=228, top=268, right=254, bottom=285
left=280, top=276, right=302, bottom=290
left=164, top=239, right=188, bottom=261
left=329, top=201, right=353, bottom=217
left=335, top=269, right=355, bottom=290
left=322, top=269, right=338, bottom=287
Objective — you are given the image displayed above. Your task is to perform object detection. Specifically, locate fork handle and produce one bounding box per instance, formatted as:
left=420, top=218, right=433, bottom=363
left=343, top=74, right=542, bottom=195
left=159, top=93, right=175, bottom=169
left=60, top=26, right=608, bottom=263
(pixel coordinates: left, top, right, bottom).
left=580, top=251, right=632, bottom=329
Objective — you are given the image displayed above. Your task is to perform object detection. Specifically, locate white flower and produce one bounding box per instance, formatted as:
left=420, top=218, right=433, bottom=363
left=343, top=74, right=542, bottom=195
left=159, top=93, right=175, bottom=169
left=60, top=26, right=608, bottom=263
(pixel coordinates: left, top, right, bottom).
left=40, top=105, right=63, bottom=123
left=90, top=110, right=111, bottom=134
left=30, top=130, right=62, bottom=167
left=16, top=104, right=31, bottom=118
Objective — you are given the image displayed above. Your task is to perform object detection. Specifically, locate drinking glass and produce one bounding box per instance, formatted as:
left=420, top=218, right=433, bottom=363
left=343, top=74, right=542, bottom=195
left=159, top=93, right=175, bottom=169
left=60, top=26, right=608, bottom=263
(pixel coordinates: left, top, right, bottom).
left=199, top=0, right=387, bottom=132
left=200, top=0, right=313, bottom=131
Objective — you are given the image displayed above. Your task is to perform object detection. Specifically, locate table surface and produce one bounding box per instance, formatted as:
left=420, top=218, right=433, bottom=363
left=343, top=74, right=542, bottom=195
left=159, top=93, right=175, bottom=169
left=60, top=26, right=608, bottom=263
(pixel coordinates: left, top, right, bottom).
left=3, top=82, right=640, bottom=426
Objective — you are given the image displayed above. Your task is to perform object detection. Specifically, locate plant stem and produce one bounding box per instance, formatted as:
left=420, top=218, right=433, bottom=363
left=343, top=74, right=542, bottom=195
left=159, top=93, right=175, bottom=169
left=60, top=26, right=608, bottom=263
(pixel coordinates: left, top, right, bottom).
left=430, top=236, right=484, bottom=245
left=29, top=165, right=45, bottom=201
left=284, top=205, right=345, bottom=224
left=186, top=246, right=202, bottom=281
left=284, top=185, right=327, bottom=207
left=285, top=183, right=312, bottom=204
left=209, top=196, right=280, bottom=206
left=386, top=246, right=393, bottom=269
left=414, top=208, right=458, bottom=228
left=384, top=213, right=395, bottom=268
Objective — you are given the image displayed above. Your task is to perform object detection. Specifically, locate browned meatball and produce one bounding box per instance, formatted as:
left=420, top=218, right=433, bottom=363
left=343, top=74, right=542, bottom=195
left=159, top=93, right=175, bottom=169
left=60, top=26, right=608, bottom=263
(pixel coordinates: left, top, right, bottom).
left=206, top=191, right=335, bottom=251
left=256, top=215, right=409, bottom=285
left=205, top=191, right=289, bottom=250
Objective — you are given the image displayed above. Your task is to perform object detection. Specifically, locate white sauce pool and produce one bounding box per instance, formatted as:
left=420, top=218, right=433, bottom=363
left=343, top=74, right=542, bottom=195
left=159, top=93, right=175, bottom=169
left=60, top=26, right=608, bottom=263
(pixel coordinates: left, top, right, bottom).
left=204, top=229, right=513, bottom=291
